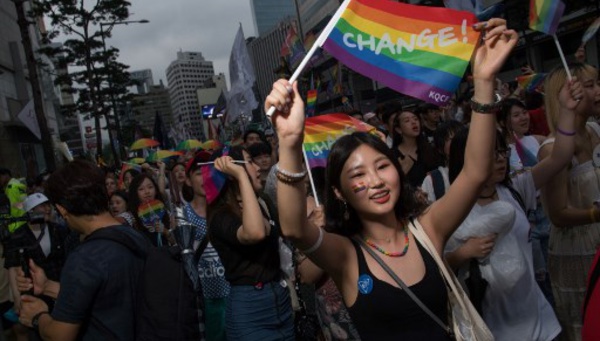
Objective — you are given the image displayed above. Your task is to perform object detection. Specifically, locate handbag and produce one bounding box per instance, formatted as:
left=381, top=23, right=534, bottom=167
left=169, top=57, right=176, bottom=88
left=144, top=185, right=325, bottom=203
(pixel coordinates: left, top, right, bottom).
left=408, top=219, right=494, bottom=341
left=293, top=251, right=321, bottom=341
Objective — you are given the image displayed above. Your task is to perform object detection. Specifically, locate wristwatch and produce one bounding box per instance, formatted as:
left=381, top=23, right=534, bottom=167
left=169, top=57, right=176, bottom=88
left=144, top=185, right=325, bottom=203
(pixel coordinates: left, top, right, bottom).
left=32, top=311, right=49, bottom=331
left=470, top=93, right=502, bottom=114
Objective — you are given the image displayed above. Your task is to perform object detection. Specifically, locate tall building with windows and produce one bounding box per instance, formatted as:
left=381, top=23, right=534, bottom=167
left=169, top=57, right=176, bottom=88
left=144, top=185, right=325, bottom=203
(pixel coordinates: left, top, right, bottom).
left=166, top=51, right=214, bottom=139
left=250, top=0, right=296, bottom=37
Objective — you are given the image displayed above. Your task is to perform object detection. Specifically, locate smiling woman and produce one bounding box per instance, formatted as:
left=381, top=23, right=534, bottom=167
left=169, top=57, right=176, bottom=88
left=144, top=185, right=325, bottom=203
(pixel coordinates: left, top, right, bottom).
left=269, top=17, right=519, bottom=339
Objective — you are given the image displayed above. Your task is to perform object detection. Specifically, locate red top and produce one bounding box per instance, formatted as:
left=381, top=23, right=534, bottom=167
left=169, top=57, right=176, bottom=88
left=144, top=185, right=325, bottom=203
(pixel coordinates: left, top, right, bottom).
left=528, top=107, right=550, bottom=136
left=583, top=249, right=600, bottom=341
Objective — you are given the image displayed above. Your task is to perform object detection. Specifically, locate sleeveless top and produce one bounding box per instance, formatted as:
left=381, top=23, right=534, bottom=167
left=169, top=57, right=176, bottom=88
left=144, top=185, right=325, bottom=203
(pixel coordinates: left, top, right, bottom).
left=347, top=238, right=452, bottom=340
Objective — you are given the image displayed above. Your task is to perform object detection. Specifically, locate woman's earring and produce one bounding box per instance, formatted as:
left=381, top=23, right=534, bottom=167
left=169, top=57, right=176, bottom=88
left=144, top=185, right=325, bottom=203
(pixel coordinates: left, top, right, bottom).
left=343, top=201, right=350, bottom=220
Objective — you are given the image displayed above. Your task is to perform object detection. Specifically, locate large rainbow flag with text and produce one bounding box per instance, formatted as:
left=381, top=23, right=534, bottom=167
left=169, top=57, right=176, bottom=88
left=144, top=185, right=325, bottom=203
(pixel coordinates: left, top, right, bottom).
left=322, top=0, right=479, bottom=106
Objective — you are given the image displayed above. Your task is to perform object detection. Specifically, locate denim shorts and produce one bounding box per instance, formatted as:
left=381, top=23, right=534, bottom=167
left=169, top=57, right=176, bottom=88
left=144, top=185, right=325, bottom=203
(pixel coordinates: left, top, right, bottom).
left=225, top=281, right=294, bottom=340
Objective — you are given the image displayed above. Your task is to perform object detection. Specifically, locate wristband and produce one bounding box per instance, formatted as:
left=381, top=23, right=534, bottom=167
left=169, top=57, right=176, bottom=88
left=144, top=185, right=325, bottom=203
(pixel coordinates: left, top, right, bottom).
left=556, top=127, right=576, bottom=136
left=31, top=311, right=49, bottom=331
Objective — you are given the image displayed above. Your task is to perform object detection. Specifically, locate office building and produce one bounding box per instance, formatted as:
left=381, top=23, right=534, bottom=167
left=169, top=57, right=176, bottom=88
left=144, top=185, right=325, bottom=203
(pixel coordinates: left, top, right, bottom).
left=166, top=51, right=215, bottom=139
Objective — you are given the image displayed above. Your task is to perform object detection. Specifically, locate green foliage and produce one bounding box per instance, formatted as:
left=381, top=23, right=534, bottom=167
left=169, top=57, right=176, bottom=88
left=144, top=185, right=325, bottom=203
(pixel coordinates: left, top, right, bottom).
left=31, top=0, right=135, bottom=120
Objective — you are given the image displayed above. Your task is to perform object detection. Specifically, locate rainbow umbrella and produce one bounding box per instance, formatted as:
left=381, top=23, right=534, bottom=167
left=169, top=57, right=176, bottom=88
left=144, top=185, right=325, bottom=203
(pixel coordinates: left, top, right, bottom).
left=130, top=138, right=160, bottom=151
left=176, top=139, right=203, bottom=151
left=201, top=139, right=221, bottom=151
left=128, top=157, right=146, bottom=164
left=146, top=150, right=183, bottom=162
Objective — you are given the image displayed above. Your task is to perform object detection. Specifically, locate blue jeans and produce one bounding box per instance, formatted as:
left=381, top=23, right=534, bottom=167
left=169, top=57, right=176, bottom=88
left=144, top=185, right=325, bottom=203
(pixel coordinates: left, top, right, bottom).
left=225, top=281, right=294, bottom=341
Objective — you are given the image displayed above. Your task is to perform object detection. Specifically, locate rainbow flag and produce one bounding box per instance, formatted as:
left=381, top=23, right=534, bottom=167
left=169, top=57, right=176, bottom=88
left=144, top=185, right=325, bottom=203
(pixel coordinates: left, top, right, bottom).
left=514, top=136, right=538, bottom=169
left=321, top=0, right=479, bottom=106
left=303, top=113, right=376, bottom=168
left=529, top=0, right=565, bottom=35
left=516, top=73, right=546, bottom=93
left=138, top=199, right=166, bottom=231
left=306, top=90, right=317, bottom=117
left=201, top=147, right=229, bottom=204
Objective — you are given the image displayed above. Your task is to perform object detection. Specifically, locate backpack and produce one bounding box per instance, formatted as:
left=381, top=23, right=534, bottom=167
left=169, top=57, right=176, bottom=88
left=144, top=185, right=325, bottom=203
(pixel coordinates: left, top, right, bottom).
left=85, top=227, right=208, bottom=341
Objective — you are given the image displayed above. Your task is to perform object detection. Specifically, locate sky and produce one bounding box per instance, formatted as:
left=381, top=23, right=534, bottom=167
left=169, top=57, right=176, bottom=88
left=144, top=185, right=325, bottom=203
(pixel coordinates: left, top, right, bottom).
left=100, top=0, right=257, bottom=88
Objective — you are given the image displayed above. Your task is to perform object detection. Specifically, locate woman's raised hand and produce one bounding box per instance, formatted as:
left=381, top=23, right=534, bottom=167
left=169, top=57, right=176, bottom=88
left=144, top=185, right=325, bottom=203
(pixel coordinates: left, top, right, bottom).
left=265, top=79, right=305, bottom=149
left=559, top=77, right=584, bottom=111
left=214, top=156, right=245, bottom=180
left=471, top=18, right=518, bottom=81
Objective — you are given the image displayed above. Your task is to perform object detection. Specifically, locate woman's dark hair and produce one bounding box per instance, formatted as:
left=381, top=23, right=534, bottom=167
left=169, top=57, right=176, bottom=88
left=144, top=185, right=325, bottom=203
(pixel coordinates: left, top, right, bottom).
left=325, top=132, right=427, bottom=237
left=497, top=98, right=527, bottom=138
left=110, top=190, right=128, bottom=203
left=128, top=173, right=170, bottom=232
left=46, top=160, right=109, bottom=216
left=243, top=129, right=266, bottom=144
left=524, top=91, right=544, bottom=110
left=247, top=142, right=272, bottom=158
left=432, top=120, right=463, bottom=164
left=309, top=167, right=326, bottom=199
left=448, top=128, right=511, bottom=186
left=207, top=146, right=247, bottom=227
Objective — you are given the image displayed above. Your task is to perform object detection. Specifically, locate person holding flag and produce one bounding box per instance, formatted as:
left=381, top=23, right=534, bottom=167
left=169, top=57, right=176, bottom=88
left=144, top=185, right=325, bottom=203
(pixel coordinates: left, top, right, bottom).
left=267, top=17, right=518, bottom=340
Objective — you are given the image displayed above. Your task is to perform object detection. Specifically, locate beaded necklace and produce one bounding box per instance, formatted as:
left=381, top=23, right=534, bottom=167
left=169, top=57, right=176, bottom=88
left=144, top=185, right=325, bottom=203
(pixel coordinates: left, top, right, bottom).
left=363, top=224, right=409, bottom=257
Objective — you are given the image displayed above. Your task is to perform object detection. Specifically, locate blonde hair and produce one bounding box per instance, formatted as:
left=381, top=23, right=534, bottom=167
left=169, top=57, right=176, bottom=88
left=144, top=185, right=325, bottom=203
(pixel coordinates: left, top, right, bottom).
left=544, top=63, right=598, bottom=133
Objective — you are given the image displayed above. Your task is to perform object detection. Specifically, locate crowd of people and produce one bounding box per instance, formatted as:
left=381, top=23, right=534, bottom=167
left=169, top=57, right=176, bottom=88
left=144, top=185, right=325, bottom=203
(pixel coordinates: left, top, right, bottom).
left=0, top=17, right=599, bottom=341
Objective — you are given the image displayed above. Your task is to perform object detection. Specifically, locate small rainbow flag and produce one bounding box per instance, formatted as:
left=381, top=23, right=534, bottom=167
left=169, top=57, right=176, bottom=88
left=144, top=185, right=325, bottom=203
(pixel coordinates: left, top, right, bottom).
left=514, top=137, right=538, bottom=169
left=516, top=73, right=546, bottom=93
left=201, top=147, right=229, bottom=204
left=138, top=199, right=166, bottom=231
left=322, top=0, right=479, bottom=106
left=529, top=0, right=565, bottom=35
left=303, top=113, right=376, bottom=168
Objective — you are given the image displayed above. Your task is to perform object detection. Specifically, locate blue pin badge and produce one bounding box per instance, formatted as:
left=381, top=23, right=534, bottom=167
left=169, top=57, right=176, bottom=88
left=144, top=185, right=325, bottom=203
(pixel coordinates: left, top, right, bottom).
left=358, top=274, right=373, bottom=295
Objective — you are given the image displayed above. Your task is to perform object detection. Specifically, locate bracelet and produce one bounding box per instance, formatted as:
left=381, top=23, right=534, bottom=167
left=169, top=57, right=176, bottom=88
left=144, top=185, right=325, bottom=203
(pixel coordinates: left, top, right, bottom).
left=470, top=94, right=502, bottom=114
left=556, top=127, right=576, bottom=136
left=276, top=164, right=307, bottom=178
left=590, top=208, right=598, bottom=224
left=301, top=227, right=324, bottom=255
left=275, top=165, right=307, bottom=184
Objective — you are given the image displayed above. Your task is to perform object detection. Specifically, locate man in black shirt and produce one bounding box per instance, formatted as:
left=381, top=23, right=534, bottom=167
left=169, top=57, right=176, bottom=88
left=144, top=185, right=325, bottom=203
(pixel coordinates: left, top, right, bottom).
left=17, top=160, right=148, bottom=341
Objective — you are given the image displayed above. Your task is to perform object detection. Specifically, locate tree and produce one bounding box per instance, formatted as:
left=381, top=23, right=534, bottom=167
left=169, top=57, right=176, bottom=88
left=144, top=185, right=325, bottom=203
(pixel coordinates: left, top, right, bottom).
left=32, top=0, right=135, bottom=164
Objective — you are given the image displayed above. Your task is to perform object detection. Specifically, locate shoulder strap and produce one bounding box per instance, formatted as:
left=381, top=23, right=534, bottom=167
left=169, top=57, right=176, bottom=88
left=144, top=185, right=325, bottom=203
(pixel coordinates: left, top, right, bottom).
left=351, top=235, right=452, bottom=336
left=507, top=185, right=526, bottom=212
left=407, top=219, right=471, bottom=317
left=583, top=256, right=600, bottom=322
left=430, top=169, right=445, bottom=200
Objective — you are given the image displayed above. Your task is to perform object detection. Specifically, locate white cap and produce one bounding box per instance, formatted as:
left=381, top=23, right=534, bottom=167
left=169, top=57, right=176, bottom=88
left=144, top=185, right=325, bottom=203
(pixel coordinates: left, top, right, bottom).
left=23, top=193, right=49, bottom=212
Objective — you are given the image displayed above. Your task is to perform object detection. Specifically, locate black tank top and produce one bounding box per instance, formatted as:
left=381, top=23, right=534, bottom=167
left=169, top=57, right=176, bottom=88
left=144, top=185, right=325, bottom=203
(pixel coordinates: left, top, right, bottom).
left=347, top=238, right=452, bottom=340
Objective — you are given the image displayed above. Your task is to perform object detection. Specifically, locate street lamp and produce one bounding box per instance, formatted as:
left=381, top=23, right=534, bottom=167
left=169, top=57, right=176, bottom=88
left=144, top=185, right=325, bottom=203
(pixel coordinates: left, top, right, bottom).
left=99, top=19, right=149, bottom=165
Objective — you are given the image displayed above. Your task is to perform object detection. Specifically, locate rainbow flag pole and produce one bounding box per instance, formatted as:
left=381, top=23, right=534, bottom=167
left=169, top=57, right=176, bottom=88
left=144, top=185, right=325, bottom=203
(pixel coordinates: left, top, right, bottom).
left=266, top=0, right=352, bottom=118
